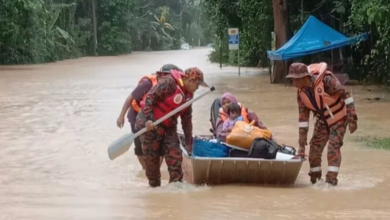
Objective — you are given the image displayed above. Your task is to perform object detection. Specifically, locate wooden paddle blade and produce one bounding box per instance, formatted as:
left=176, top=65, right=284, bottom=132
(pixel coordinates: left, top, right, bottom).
left=107, top=133, right=134, bottom=160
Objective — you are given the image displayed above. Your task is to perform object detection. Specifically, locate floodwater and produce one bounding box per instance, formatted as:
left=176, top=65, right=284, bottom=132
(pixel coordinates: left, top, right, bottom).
left=1, top=48, right=390, bottom=220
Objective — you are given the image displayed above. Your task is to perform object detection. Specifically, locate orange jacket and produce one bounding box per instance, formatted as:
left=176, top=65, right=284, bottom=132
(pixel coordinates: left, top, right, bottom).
left=218, top=102, right=251, bottom=123
left=131, top=75, right=158, bottom=113
left=298, top=64, right=347, bottom=127
left=307, top=62, right=327, bottom=75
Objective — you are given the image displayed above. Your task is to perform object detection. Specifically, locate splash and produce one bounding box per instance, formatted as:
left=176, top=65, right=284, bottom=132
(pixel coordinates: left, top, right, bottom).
left=310, top=174, right=383, bottom=191
left=149, top=181, right=211, bottom=194
left=104, top=163, right=212, bottom=194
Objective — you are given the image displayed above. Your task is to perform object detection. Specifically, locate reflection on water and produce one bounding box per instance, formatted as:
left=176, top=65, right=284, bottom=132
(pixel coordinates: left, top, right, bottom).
left=1, top=48, right=390, bottom=219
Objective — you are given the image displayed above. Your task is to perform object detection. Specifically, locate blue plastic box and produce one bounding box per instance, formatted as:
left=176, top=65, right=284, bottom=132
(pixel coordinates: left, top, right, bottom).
left=192, top=138, right=229, bottom=157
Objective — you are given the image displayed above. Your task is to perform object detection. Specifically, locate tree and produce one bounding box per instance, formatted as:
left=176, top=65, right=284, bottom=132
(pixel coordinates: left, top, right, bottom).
left=0, top=0, right=211, bottom=64
left=271, top=0, right=289, bottom=84
left=149, top=6, right=175, bottom=50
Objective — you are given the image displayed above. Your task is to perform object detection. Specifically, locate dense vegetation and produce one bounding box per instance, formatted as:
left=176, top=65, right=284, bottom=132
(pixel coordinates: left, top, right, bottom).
left=1, top=0, right=389, bottom=85
left=204, top=0, right=390, bottom=84
left=0, top=0, right=211, bottom=64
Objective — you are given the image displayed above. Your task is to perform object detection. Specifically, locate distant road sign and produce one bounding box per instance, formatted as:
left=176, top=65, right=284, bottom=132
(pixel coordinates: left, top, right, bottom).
left=228, top=28, right=239, bottom=50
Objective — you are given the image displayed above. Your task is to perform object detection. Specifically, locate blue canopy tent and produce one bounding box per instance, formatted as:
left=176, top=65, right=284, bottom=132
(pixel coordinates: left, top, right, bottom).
left=267, top=15, right=369, bottom=61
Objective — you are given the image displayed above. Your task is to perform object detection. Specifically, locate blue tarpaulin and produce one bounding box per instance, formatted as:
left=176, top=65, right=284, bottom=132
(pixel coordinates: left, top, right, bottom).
left=267, top=15, right=369, bottom=61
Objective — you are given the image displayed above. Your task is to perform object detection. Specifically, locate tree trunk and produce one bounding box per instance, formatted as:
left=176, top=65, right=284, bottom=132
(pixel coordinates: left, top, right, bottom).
left=271, top=0, right=288, bottom=84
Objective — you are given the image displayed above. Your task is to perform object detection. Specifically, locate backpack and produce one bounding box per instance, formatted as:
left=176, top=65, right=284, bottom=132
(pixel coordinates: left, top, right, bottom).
left=248, top=137, right=279, bottom=159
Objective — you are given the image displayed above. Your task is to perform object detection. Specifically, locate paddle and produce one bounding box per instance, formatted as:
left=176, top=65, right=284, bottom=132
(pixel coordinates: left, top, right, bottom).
left=107, top=86, right=216, bottom=160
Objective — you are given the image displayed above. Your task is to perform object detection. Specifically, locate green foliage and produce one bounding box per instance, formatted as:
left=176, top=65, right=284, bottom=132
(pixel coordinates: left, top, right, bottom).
left=356, top=136, right=390, bottom=150
left=205, top=0, right=272, bottom=67
left=6, top=0, right=388, bottom=88
left=348, top=0, right=390, bottom=85
left=203, top=0, right=390, bottom=85
left=0, top=0, right=92, bottom=64
left=1, top=0, right=49, bottom=64
left=97, top=0, right=134, bottom=55
left=149, top=6, right=176, bottom=50
left=0, top=0, right=212, bottom=64
left=238, top=0, right=273, bottom=67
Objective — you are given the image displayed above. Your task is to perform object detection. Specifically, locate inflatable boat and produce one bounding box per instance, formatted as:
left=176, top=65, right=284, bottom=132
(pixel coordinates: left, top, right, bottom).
left=179, top=98, right=306, bottom=186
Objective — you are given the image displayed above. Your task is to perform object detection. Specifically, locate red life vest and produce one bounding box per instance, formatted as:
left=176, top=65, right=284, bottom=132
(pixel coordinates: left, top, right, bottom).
left=298, top=67, right=347, bottom=127
left=140, top=70, right=192, bottom=127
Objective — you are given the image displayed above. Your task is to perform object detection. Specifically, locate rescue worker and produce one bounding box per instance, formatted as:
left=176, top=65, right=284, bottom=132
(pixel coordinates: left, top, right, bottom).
left=286, top=62, right=358, bottom=186
left=135, top=67, right=208, bottom=187
left=116, top=64, right=182, bottom=170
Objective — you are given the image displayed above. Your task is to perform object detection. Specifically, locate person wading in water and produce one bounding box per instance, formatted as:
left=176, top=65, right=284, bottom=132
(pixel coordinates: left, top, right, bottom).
left=287, top=62, right=358, bottom=186
left=116, top=64, right=182, bottom=170
left=134, top=67, right=209, bottom=187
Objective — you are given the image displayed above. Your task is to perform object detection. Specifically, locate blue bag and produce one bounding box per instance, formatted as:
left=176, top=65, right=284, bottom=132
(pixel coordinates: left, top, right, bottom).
left=192, top=138, right=229, bottom=157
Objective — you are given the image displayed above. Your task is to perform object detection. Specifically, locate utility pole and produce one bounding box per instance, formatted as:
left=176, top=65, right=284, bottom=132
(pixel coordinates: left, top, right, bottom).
left=91, top=0, right=98, bottom=56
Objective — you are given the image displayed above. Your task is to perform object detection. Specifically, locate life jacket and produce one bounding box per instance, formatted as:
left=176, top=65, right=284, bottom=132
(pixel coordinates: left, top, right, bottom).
left=298, top=64, right=347, bottom=127
left=218, top=103, right=251, bottom=123
left=140, top=70, right=193, bottom=127
left=307, top=62, right=327, bottom=76
left=131, top=74, right=158, bottom=113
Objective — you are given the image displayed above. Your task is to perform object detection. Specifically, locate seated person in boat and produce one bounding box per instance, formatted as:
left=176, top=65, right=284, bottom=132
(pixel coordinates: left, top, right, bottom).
left=221, top=103, right=244, bottom=137
left=215, top=92, right=267, bottom=141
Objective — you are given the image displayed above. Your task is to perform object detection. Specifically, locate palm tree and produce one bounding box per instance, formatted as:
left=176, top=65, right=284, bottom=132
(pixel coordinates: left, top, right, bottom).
left=147, top=6, right=175, bottom=50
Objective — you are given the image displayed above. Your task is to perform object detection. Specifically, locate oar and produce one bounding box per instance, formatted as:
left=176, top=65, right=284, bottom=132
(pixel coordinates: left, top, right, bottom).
left=108, top=86, right=216, bottom=160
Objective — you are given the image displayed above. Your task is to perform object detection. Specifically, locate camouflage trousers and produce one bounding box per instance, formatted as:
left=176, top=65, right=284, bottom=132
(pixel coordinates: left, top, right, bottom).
left=308, top=118, right=348, bottom=185
left=139, top=126, right=183, bottom=187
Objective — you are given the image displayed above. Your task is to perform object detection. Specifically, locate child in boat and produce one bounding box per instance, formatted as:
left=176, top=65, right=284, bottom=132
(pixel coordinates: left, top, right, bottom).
left=222, top=103, right=244, bottom=134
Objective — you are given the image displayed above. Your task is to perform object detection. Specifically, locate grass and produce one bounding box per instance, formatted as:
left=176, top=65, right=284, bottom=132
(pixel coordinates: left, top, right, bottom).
left=355, top=136, right=390, bottom=150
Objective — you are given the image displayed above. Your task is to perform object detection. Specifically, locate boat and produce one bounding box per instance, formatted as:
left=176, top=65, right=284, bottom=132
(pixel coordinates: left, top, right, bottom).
left=178, top=98, right=306, bottom=186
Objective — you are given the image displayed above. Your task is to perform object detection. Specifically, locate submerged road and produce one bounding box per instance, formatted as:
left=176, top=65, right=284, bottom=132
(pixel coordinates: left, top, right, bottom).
left=1, top=48, right=390, bottom=220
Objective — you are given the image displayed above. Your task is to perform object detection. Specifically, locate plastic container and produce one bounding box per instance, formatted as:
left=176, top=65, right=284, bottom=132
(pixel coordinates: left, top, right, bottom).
left=192, top=138, right=229, bottom=158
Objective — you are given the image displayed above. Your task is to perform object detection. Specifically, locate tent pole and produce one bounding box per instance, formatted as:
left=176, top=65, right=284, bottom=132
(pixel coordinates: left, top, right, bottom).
left=268, top=59, right=272, bottom=84
left=331, top=49, right=334, bottom=72
left=283, top=60, right=286, bottom=87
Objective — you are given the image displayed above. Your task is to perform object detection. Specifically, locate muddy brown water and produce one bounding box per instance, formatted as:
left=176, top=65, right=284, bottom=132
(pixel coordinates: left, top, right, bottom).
left=1, top=48, right=390, bottom=220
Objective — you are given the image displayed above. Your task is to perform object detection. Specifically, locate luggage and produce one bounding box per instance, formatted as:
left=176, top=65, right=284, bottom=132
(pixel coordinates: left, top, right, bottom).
left=226, top=120, right=272, bottom=150
left=248, top=138, right=279, bottom=159
left=227, top=141, right=297, bottom=159
left=278, top=144, right=297, bottom=155
left=228, top=149, right=251, bottom=158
